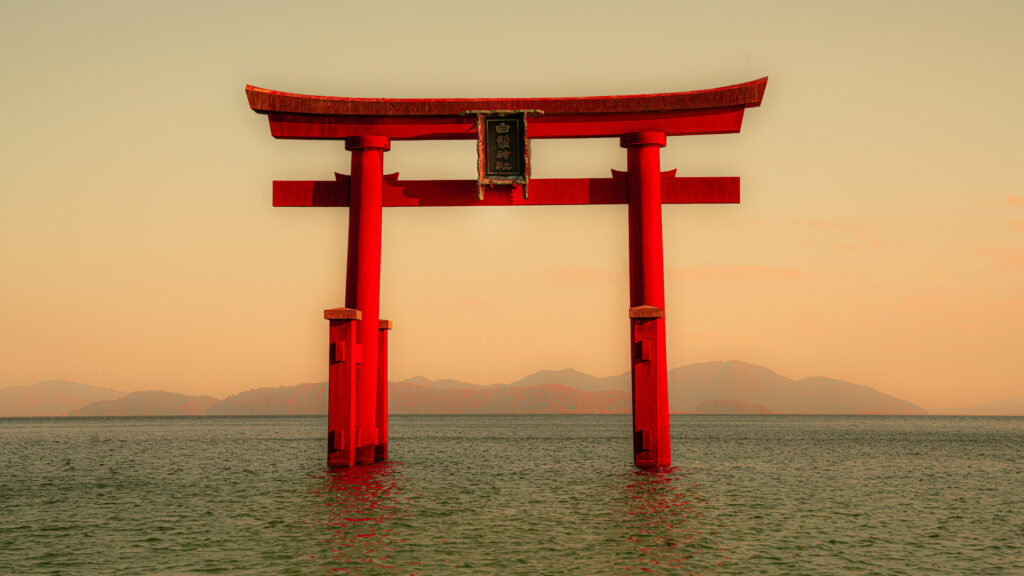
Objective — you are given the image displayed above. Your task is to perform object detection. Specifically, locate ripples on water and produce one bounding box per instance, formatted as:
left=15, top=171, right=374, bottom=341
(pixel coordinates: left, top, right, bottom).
left=0, top=415, right=1020, bottom=575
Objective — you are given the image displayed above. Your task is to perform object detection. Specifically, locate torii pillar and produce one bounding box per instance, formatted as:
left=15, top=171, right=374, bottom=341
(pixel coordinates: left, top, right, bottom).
left=343, top=136, right=389, bottom=465
left=245, top=76, right=767, bottom=470
left=623, top=131, right=670, bottom=467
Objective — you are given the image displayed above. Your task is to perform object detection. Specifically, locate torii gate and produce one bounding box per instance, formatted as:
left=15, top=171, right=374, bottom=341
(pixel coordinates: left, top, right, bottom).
left=246, top=77, right=767, bottom=468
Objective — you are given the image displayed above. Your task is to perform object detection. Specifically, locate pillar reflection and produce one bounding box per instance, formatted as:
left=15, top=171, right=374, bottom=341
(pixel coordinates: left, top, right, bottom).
left=611, top=466, right=728, bottom=575
left=306, top=462, right=410, bottom=575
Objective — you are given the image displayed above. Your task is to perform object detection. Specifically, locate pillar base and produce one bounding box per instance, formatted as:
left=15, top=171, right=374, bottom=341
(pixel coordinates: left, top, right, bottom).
left=374, top=319, right=392, bottom=464
left=325, top=308, right=393, bottom=468
left=629, top=305, right=671, bottom=467
left=326, top=308, right=360, bottom=469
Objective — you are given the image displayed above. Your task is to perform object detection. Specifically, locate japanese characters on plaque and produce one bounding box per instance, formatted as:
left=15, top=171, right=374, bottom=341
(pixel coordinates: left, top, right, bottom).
left=485, top=117, right=524, bottom=176
left=473, top=111, right=534, bottom=199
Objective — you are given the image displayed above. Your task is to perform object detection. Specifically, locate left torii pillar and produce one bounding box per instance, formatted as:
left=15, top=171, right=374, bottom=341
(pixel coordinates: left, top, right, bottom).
left=326, top=135, right=390, bottom=467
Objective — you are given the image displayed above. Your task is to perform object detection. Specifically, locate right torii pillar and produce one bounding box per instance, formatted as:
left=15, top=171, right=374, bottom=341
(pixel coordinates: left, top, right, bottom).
left=623, top=131, right=671, bottom=467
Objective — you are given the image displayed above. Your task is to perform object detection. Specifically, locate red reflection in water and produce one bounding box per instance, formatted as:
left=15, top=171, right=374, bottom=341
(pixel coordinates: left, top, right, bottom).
left=615, top=466, right=729, bottom=575
left=307, top=462, right=412, bottom=575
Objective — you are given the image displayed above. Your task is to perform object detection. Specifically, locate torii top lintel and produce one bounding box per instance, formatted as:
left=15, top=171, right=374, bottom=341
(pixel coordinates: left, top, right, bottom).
left=246, top=77, right=767, bottom=141
left=248, top=78, right=766, bottom=207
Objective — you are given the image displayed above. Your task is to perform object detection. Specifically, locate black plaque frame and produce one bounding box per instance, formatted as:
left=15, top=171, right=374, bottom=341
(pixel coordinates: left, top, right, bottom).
left=469, top=110, right=541, bottom=199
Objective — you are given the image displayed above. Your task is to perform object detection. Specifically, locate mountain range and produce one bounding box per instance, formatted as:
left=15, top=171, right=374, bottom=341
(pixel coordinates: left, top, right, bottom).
left=6, top=361, right=987, bottom=417
left=70, top=391, right=219, bottom=417
left=0, top=380, right=124, bottom=417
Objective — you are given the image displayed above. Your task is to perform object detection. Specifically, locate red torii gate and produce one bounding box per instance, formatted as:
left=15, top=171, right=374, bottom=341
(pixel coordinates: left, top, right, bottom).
left=246, top=77, right=767, bottom=468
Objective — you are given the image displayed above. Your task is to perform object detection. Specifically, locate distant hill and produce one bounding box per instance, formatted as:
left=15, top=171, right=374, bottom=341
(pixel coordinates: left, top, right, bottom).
left=663, top=362, right=926, bottom=414
left=398, top=376, right=479, bottom=390
left=503, top=368, right=629, bottom=392
left=200, top=361, right=922, bottom=415
left=202, top=381, right=630, bottom=415
left=793, top=376, right=925, bottom=414
left=496, top=362, right=925, bottom=414
left=934, top=397, right=1024, bottom=416
left=206, top=382, right=325, bottom=415
left=23, top=361, right=931, bottom=417
left=389, top=381, right=630, bottom=414
left=68, top=391, right=218, bottom=416
left=0, top=380, right=124, bottom=417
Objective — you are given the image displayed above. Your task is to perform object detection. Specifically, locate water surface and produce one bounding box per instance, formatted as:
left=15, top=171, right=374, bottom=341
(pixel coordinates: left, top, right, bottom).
left=1, top=415, right=1020, bottom=574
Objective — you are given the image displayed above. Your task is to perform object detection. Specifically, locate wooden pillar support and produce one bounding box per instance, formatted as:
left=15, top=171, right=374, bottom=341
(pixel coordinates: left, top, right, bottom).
left=325, top=307, right=361, bottom=468
left=622, top=132, right=672, bottom=467
left=374, top=319, right=392, bottom=462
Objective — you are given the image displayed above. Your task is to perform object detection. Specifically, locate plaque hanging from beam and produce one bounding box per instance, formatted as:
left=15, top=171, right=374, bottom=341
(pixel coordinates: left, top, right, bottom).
left=469, top=110, right=541, bottom=200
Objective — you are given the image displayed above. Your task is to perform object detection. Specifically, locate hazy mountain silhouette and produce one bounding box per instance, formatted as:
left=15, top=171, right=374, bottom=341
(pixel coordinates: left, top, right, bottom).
left=665, top=362, right=926, bottom=414
left=503, top=368, right=629, bottom=392
left=389, top=381, right=630, bottom=414
left=484, top=361, right=923, bottom=414
left=201, top=380, right=628, bottom=415
left=206, top=382, right=325, bottom=415
left=398, top=376, right=479, bottom=390
left=199, top=361, right=922, bottom=415
left=792, top=376, right=924, bottom=414
left=67, top=391, right=218, bottom=416
left=0, top=380, right=124, bottom=417
left=24, top=361, right=929, bottom=417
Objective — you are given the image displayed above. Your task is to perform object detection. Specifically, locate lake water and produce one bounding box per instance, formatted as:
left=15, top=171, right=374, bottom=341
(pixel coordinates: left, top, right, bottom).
left=0, top=415, right=1020, bottom=575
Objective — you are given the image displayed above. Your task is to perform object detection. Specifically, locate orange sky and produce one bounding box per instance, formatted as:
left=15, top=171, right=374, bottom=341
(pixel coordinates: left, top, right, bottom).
left=1, top=1, right=1022, bottom=410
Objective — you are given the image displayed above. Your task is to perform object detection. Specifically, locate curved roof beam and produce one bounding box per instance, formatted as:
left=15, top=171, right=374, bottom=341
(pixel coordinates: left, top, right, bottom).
left=246, top=77, right=767, bottom=117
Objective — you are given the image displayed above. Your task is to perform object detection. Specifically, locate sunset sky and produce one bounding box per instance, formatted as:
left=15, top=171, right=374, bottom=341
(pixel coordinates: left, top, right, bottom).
left=1, top=1, right=1022, bottom=410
